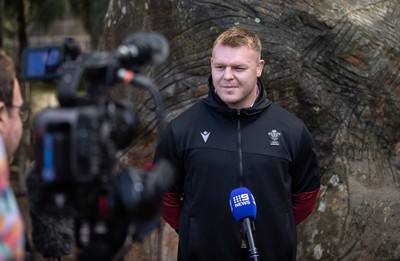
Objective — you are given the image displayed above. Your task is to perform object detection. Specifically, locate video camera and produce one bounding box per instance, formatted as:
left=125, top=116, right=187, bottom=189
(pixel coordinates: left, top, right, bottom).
left=23, top=32, right=173, bottom=261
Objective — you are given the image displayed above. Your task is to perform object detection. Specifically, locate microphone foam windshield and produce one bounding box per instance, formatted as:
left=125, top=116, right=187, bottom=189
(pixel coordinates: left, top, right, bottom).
left=229, top=187, right=257, bottom=223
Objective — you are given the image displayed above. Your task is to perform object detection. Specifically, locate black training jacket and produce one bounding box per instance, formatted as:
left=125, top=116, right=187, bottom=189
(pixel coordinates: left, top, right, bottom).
left=154, top=76, right=321, bottom=261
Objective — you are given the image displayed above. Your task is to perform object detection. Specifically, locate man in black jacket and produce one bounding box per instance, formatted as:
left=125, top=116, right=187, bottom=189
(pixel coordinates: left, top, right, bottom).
left=154, top=27, right=321, bottom=261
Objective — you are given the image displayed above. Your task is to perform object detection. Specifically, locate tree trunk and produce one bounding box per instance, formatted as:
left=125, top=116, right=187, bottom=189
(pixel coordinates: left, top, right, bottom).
left=0, top=0, right=4, bottom=48
left=16, top=0, right=27, bottom=73
left=103, top=0, right=400, bottom=260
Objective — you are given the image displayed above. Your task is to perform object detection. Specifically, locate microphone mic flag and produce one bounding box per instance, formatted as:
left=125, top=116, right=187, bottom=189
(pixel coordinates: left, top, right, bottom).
left=229, top=187, right=260, bottom=261
left=229, top=187, right=257, bottom=222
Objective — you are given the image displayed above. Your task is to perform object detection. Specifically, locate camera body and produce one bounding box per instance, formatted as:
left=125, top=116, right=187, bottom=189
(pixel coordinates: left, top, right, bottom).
left=24, top=34, right=172, bottom=260
left=34, top=103, right=136, bottom=187
left=22, top=37, right=81, bottom=82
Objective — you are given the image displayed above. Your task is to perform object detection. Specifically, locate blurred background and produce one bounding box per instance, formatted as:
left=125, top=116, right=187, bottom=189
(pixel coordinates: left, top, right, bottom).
left=1, top=0, right=400, bottom=260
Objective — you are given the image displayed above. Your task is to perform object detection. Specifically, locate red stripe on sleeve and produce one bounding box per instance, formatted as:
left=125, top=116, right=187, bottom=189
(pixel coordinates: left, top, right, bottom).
left=292, top=188, right=320, bottom=224
left=162, top=192, right=183, bottom=230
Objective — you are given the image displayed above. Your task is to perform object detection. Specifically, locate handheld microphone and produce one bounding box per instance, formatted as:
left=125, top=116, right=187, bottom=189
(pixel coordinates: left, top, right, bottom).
left=115, top=32, right=169, bottom=66
left=229, top=187, right=260, bottom=261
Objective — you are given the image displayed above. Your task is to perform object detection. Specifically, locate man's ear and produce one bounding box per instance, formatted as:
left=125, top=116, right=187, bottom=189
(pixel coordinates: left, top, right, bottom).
left=257, top=59, right=265, bottom=77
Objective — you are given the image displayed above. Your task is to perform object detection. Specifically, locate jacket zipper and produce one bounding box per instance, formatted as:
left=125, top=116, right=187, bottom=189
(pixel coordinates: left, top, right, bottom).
left=237, top=110, right=244, bottom=186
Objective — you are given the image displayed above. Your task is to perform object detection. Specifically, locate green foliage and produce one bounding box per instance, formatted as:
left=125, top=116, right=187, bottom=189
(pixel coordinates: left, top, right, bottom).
left=69, top=0, right=109, bottom=48
left=2, top=14, right=17, bottom=50
left=1, top=0, right=110, bottom=51
left=3, top=0, right=18, bottom=13
left=28, top=0, right=68, bottom=30
left=1, top=0, right=18, bottom=53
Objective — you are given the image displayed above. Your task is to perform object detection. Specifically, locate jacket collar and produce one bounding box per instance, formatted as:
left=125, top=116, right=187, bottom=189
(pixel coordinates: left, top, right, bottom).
left=202, top=75, right=272, bottom=122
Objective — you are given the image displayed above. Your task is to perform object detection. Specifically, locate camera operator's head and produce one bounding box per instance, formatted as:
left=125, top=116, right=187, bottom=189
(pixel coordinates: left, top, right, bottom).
left=0, top=49, right=29, bottom=160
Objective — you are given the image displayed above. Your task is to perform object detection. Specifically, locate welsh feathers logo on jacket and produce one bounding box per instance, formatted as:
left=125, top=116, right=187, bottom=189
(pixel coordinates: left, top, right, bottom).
left=268, top=129, right=281, bottom=146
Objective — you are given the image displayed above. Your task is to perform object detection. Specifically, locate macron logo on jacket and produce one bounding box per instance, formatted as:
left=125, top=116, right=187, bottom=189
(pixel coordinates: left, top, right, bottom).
left=200, top=131, right=211, bottom=143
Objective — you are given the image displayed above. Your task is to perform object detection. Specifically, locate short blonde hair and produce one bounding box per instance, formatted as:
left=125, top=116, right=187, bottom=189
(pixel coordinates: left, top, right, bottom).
left=213, top=27, right=262, bottom=55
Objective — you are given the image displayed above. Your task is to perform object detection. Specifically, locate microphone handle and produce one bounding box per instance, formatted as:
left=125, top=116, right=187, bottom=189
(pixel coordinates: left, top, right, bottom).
left=241, top=218, right=260, bottom=261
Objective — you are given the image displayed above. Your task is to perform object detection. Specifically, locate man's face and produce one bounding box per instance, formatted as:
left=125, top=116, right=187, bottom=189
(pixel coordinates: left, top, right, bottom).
left=2, top=79, right=23, bottom=159
left=211, top=44, right=264, bottom=109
